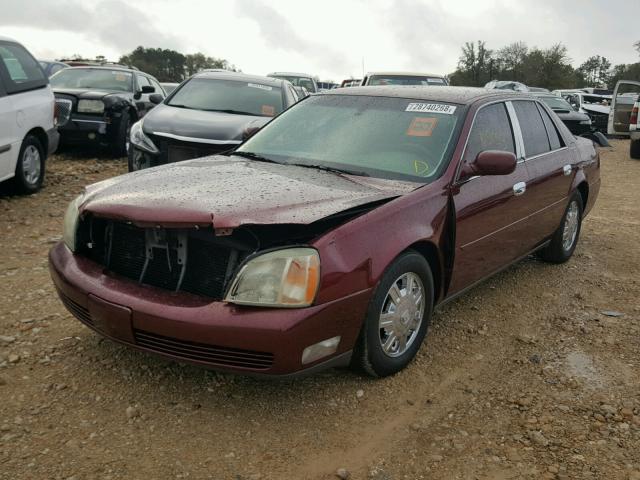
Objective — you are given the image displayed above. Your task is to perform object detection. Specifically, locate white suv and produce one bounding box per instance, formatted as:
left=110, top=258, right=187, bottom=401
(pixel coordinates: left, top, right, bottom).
left=0, top=36, right=58, bottom=193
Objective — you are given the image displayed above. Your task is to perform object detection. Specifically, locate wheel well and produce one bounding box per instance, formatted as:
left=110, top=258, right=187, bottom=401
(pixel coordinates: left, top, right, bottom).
left=577, top=181, right=589, bottom=210
left=26, top=127, right=47, bottom=155
left=406, top=241, right=442, bottom=303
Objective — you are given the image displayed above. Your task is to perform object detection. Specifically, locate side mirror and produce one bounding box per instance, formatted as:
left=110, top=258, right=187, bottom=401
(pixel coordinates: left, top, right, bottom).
left=242, top=125, right=261, bottom=140
left=141, top=85, right=155, bottom=94
left=466, top=150, right=517, bottom=177
left=149, top=94, right=163, bottom=105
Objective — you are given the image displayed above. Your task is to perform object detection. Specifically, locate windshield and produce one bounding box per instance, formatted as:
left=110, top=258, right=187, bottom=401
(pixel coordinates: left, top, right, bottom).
left=50, top=68, right=133, bottom=92
left=368, top=75, right=446, bottom=86
left=168, top=78, right=283, bottom=117
left=540, top=96, right=573, bottom=111
left=270, top=75, right=316, bottom=92
left=237, top=94, right=462, bottom=183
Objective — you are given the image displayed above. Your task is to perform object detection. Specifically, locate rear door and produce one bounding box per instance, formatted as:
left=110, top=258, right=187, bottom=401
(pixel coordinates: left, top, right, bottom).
left=448, top=101, right=533, bottom=295
left=608, top=80, right=640, bottom=135
left=511, top=99, right=574, bottom=245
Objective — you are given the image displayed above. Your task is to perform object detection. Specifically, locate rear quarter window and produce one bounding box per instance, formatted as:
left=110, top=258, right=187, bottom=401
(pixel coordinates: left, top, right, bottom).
left=0, top=42, right=47, bottom=94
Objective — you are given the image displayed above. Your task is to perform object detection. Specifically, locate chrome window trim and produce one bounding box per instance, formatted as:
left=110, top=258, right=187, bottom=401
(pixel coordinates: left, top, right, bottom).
left=454, top=99, right=518, bottom=184
left=509, top=99, right=569, bottom=162
left=505, top=101, right=525, bottom=162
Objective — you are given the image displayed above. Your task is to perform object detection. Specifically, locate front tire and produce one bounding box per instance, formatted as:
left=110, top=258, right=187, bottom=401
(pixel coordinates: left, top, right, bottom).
left=111, top=115, right=131, bottom=158
left=352, top=251, right=434, bottom=377
left=539, top=193, right=583, bottom=264
left=11, top=134, right=45, bottom=194
left=630, top=138, right=640, bottom=159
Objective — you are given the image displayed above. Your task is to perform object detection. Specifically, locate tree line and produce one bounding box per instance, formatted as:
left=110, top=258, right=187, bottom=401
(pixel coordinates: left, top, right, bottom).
left=449, top=40, right=640, bottom=90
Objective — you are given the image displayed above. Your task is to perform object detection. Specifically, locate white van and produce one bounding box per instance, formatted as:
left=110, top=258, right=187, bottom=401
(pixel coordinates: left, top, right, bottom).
left=0, top=36, right=58, bottom=193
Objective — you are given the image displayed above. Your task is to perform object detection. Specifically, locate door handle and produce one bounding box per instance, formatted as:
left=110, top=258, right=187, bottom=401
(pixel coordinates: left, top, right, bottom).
left=513, top=182, right=526, bottom=196
left=563, top=164, right=572, bottom=176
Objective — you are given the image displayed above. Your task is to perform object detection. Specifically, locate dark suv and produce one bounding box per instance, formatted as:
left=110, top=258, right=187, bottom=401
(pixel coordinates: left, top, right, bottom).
left=50, top=67, right=166, bottom=156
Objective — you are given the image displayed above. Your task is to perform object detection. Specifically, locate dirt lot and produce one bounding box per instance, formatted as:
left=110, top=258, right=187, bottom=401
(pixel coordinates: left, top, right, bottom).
left=0, top=140, right=639, bottom=480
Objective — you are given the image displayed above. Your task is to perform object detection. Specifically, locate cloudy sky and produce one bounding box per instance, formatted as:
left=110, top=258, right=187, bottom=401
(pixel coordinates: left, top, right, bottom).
left=1, top=0, right=639, bottom=81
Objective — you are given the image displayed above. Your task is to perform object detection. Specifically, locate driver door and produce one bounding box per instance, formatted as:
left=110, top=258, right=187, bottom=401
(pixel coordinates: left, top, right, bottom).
left=608, top=80, right=640, bottom=135
left=448, top=101, right=532, bottom=296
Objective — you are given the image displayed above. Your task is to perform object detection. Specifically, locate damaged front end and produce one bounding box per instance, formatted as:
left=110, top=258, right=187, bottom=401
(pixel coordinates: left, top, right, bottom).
left=73, top=199, right=391, bottom=301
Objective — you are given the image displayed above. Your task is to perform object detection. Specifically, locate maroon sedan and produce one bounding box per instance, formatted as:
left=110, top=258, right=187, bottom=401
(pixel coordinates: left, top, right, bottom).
left=49, top=87, right=600, bottom=377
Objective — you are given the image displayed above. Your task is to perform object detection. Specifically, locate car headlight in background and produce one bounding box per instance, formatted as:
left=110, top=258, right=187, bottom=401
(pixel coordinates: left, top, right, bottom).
left=130, top=120, right=158, bottom=154
left=225, top=248, right=320, bottom=307
left=62, top=195, right=83, bottom=252
left=77, top=99, right=105, bottom=114
left=579, top=119, right=592, bottom=125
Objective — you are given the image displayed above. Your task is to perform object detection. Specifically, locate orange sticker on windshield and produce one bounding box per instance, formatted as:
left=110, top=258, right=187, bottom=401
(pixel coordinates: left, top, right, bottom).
left=406, top=117, right=438, bottom=137
left=262, top=105, right=275, bottom=116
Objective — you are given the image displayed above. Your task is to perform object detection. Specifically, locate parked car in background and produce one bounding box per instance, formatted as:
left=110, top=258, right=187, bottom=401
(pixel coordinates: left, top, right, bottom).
left=629, top=96, right=640, bottom=158
left=361, top=71, right=447, bottom=86
left=552, top=90, right=611, bottom=132
left=38, top=60, right=69, bottom=77
left=340, top=78, right=361, bottom=88
left=50, top=66, right=166, bottom=156
left=50, top=86, right=599, bottom=378
left=160, top=82, right=179, bottom=94
left=607, top=80, right=640, bottom=137
left=484, top=80, right=528, bottom=92
left=128, top=71, right=299, bottom=171
left=0, top=36, right=59, bottom=193
left=268, top=72, right=317, bottom=93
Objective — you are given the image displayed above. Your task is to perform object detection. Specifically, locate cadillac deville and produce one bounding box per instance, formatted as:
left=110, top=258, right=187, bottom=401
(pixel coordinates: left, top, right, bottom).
left=49, top=87, right=600, bottom=378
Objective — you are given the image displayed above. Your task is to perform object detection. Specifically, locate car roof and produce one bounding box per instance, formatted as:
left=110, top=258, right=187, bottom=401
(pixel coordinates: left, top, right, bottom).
left=62, top=65, right=140, bottom=74
left=366, top=71, right=445, bottom=78
left=0, top=35, right=18, bottom=42
left=325, top=86, right=521, bottom=105
left=194, top=70, right=287, bottom=87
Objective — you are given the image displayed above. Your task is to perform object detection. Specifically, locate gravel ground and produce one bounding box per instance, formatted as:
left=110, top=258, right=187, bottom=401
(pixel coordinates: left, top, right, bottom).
left=0, top=141, right=639, bottom=480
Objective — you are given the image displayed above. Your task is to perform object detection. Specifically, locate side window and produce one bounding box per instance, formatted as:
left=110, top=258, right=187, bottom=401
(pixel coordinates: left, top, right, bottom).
left=463, top=102, right=515, bottom=163
left=536, top=103, right=564, bottom=150
left=0, top=42, right=47, bottom=94
left=136, top=74, right=151, bottom=90
left=50, top=64, right=65, bottom=76
left=512, top=100, right=551, bottom=157
left=149, top=78, right=163, bottom=95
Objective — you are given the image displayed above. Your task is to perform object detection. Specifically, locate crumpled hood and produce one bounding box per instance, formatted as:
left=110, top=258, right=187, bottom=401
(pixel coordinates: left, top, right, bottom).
left=80, top=156, right=417, bottom=228
left=581, top=103, right=610, bottom=115
left=142, top=104, right=269, bottom=142
left=53, top=88, right=123, bottom=100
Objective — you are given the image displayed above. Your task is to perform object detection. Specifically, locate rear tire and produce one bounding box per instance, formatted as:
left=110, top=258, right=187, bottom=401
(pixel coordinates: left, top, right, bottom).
left=11, top=134, right=45, bottom=194
left=351, top=251, right=434, bottom=377
left=630, top=138, right=640, bottom=159
left=539, top=193, right=583, bottom=264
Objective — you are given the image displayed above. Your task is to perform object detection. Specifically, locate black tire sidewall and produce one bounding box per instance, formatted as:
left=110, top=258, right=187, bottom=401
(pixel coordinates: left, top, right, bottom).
left=14, top=135, right=44, bottom=193
left=113, top=114, right=131, bottom=157
left=630, top=139, right=640, bottom=159
left=542, top=192, right=584, bottom=263
left=362, top=252, right=434, bottom=377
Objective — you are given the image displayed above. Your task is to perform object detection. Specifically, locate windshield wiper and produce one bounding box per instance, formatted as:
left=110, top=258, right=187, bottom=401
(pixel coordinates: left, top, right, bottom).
left=167, top=104, right=194, bottom=110
left=288, top=163, right=369, bottom=177
left=205, top=109, right=259, bottom=116
left=231, top=151, right=280, bottom=164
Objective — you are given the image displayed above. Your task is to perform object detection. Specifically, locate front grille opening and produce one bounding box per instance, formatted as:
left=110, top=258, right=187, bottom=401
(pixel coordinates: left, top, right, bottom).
left=134, top=329, right=274, bottom=370
left=76, top=217, right=248, bottom=300
left=57, top=289, right=93, bottom=326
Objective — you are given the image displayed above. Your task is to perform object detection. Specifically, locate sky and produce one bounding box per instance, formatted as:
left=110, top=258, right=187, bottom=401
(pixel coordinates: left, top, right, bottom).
left=1, top=0, right=639, bottom=81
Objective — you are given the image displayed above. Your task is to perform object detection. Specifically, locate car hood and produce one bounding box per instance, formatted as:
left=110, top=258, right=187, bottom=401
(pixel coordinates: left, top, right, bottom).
left=80, top=156, right=418, bottom=228
left=53, top=88, right=127, bottom=100
left=142, top=104, right=270, bottom=142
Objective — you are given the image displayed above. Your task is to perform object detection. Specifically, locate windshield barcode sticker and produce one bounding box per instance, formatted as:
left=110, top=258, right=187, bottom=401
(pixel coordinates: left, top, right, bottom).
left=248, top=83, right=272, bottom=91
left=406, top=103, right=456, bottom=114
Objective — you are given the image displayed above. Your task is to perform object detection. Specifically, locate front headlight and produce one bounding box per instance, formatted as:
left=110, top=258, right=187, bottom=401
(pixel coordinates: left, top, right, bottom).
left=77, top=99, right=104, bottom=114
left=62, top=195, right=82, bottom=252
left=130, top=120, right=158, bottom=154
left=225, top=248, right=320, bottom=308
left=579, top=119, right=592, bottom=125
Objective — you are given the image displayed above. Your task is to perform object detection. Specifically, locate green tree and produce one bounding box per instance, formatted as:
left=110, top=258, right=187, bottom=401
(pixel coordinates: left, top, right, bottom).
left=577, top=55, right=611, bottom=86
